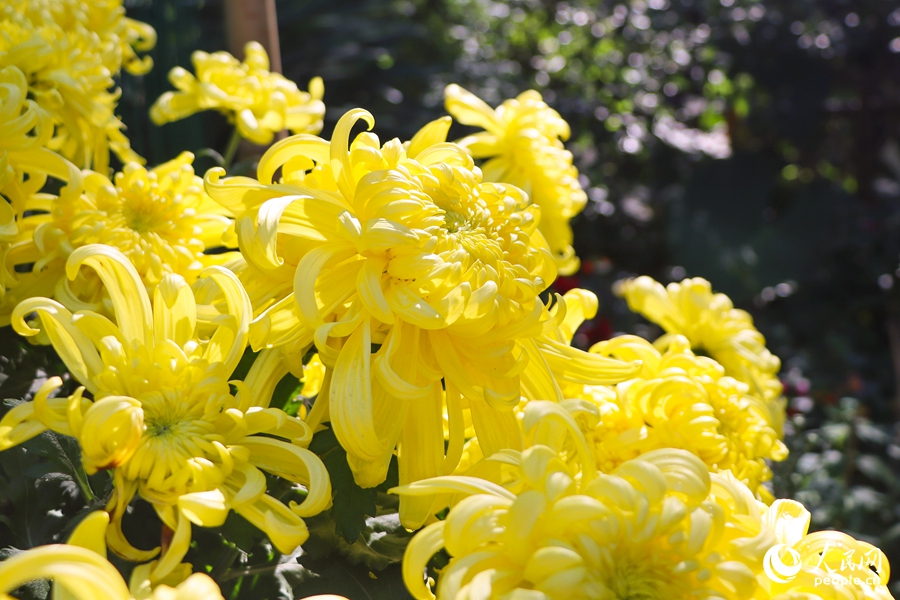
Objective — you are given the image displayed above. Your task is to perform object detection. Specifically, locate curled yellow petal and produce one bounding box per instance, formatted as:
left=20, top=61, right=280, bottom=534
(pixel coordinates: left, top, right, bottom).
left=0, top=546, right=130, bottom=600
left=153, top=275, right=197, bottom=349
left=65, top=511, right=111, bottom=558
left=67, top=245, right=153, bottom=348
left=330, top=109, right=375, bottom=200
left=239, top=437, right=332, bottom=517
left=235, top=493, right=309, bottom=554
left=401, top=521, right=445, bottom=600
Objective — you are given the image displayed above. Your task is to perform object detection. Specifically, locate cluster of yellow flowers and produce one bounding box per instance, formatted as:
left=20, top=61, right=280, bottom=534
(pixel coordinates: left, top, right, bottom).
left=3, top=245, right=331, bottom=582
left=0, top=152, right=237, bottom=324
left=0, top=0, right=149, bottom=312
left=0, top=0, right=153, bottom=172
left=396, top=424, right=891, bottom=599
left=0, top=3, right=894, bottom=598
left=201, top=107, right=636, bottom=529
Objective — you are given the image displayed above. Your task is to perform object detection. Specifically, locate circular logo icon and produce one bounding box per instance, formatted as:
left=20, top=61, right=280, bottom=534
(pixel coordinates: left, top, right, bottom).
left=764, top=544, right=803, bottom=583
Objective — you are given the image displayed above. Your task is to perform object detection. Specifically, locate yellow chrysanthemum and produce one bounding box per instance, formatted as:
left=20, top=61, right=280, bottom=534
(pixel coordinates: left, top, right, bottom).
left=150, top=42, right=325, bottom=145
left=0, top=245, right=331, bottom=583
left=760, top=499, right=893, bottom=600
left=619, top=275, right=786, bottom=445
left=451, top=333, right=788, bottom=502
left=619, top=276, right=782, bottom=400
left=203, top=110, right=639, bottom=527
left=527, top=287, right=786, bottom=501
left=444, top=84, right=587, bottom=275
left=395, top=441, right=775, bottom=600
left=0, top=511, right=224, bottom=600
left=580, top=334, right=787, bottom=502
left=0, top=8, right=143, bottom=171
left=402, top=431, right=896, bottom=600
left=11, top=0, right=156, bottom=75
left=1, top=152, right=236, bottom=325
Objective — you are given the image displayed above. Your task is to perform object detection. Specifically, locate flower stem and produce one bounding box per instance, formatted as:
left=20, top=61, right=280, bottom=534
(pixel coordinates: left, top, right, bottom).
left=210, top=545, right=242, bottom=581
left=73, top=463, right=96, bottom=503
left=222, top=128, right=242, bottom=171
left=221, top=563, right=280, bottom=582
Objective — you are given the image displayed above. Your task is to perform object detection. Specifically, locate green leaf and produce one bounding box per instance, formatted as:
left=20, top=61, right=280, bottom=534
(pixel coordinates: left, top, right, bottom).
left=229, top=347, right=259, bottom=383
left=0, top=441, right=81, bottom=549
left=301, top=513, right=339, bottom=560
left=337, top=513, right=412, bottom=571
left=220, top=510, right=265, bottom=554
left=309, top=426, right=377, bottom=543
left=271, top=545, right=321, bottom=600
left=307, top=424, right=340, bottom=455
left=301, top=510, right=412, bottom=571
left=293, top=556, right=412, bottom=600
left=272, top=374, right=304, bottom=417
left=327, top=460, right=377, bottom=544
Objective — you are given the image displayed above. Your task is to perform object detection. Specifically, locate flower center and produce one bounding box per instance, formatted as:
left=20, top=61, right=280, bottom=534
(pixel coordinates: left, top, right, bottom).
left=606, top=559, right=673, bottom=600
left=123, top=388, right=228, bottom=499
left=442, top=207, right=473, bottom=234
left=138, top=388, right=218, bottom=445
left=585, top=542, right=691, bottom=600
left=121, top=189, right=180, bottom=234
left=423, top=177, right=509, bottom=267
left=146, top=418, right=181, bottom=438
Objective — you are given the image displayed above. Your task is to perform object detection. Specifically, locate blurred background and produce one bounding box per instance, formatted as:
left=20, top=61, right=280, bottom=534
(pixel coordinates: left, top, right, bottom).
left=113, top=0, right=900, bottom=593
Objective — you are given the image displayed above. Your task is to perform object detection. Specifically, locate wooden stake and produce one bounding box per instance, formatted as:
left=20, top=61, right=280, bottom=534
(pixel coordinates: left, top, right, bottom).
left=223, top=0, right=285, bottom=159
left=224, top=0, right=282, bottom=73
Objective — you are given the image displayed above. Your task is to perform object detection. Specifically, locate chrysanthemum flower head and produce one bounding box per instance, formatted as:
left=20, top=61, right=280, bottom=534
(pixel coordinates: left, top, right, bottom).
left=619, top=275, right=786, bottom=445
left=534, top=288, right=786, bottom=501
left=619, top=276, right=782, bottom=400
left=204, top=110, right=639, bottom=527
left=444, top=84, right=587, bottom=275
left=150, top=42, right=325, bottom=145
left=394, top=440, right=775, bottom=600
left=0, top=245, right=330, bottom=582
left=576, top=333, right=787, bottom=502
left=1, top=152, right=236, bottom=324
left=0, top=511, right=224, bottom=600
left=759, top=499, right=893, bottom=599
left=0, top=8, right=143, bottom=171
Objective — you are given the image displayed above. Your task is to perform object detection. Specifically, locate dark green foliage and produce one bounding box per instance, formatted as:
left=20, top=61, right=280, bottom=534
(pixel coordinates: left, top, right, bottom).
left=0, top=328, right=98, bottom=554
left=309, top=426, right=378, bottom=544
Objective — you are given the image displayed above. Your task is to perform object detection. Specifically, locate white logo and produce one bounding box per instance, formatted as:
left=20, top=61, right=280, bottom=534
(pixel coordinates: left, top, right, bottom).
left=764, top=544, right=803, bottom=583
